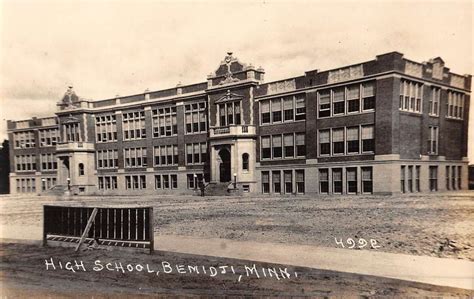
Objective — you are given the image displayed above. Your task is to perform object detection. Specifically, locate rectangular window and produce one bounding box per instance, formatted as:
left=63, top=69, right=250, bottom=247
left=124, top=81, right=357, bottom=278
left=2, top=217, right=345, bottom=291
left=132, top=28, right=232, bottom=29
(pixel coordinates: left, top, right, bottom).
left=123, top=148, right=147, bottom=168
left=333, top=88, right=345, bottom=115
left=261, top=136, right=271, bottom=159
left=272, top=135, right=282, bottom=159
left=98, top=176, right=117, bottom=190
left=171, top=174, right=178, bottom=189
left=95, top=114, right=117, bottom=143
left=283, top=134, right=294, bottom=158
left=261, top=101, right=270, bottom=124
left=283, top=97, right=294, bottom=121
left=272, top=171, right=281, bottom=194
left=428, top=126, right=438, bottom=155
left=96, top=150, right=118, bottom=169
left=319, top=130, right=330, bottom=156
left=40, top=153, right=57, bottom=171
left=295, top=96, right=306, bottom=120
left=400, top=80, right=422, bottom=113
left=284, top=170, right=292, bottom=194
left=185, top=142, right=207, bottom=165
left=362, top=82, right=375, bottom=111
left=430, top=87, right=440, bottom=116
left=262, top=171, right=270, bottom=194
left=447, top=91, right=464, bottom=119
left=319, top=169, right=329, bottom=194
left=401, top=165, right=406, bottom=193
left=162, top=175, right=170, bottom=189
left=458, top=166, right=462, bottom=190
left=125, top=175, right=146, bottom=190
left=296, top=133, right=305, bottom=157
left=155, top=175, right=162, bottom=189
left=38, top=129, right=59, bottom=147
left=296, top=170, right=305, bottom=194
left=415, top=166, right=420, bottom=192
left=318, top=90, right=330, bottom=118
left=14, top=131, right=37, bottom=148
left=407, top=166, right=413, bottom=193
left=429, top=166, right=438, bottom=191
left=332, top=168, right=342, bottom=194
left=451, top=166, right=457, bottom=190
left=346, top=127, right=359, bottom=154
left=446, top=165, right=451, bottom=190
left=271, top=98, right=282, bottom=123
left=347, top=85, right=360, bottom=113
left=122, top=111, right=146, bottom=140
left=346, top=168, right=357, bottom=194
left=332, top=129, right=344, bottom=155
left=362, top=167, right=373, bottom=194
left=362, top=125, right=375, bottom=152
left=154, top=145, right=178, bottom=166
left=153, top=106, right=179, bottom=137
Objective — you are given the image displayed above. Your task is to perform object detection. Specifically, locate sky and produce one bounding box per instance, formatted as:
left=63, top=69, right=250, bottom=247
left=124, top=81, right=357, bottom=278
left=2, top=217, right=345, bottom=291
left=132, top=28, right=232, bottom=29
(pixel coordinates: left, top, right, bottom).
left=0, top=0, right=472, bottom=160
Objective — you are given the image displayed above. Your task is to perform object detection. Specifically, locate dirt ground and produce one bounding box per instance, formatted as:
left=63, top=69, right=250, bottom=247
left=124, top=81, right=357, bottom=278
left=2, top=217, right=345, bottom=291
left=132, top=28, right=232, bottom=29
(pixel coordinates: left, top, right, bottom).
left=1, top=242, right=472, bottom=298
left=1, top=192, right=473, bottom=260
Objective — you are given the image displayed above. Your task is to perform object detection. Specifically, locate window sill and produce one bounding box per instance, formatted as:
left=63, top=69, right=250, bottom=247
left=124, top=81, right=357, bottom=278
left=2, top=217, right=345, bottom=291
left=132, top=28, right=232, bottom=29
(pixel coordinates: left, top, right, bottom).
left=317, top=110, right=375, bottom=119
left=259, top=119, right=306, bottom=127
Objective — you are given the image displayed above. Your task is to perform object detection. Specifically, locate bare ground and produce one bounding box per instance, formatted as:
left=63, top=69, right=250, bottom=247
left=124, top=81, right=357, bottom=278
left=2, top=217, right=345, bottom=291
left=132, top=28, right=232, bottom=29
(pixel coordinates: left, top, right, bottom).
left=1, top=192, right=473, bottom=260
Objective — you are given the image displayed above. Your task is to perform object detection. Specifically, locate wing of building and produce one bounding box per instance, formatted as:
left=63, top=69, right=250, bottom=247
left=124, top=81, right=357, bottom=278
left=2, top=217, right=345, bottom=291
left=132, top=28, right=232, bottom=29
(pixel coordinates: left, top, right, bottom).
left=7, top=51, right=471, bottom=196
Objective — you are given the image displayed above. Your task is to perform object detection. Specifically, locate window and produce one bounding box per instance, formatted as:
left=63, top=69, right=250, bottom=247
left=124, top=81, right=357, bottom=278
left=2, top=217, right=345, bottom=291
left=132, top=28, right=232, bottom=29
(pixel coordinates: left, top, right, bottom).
left=98, top=176, right=117, bottom=190
left=63, top=123, right=81, bottom=142
left=399, top=80, right=422, bottom=113
left=95, top=114, right=117, bottom=142
left=78, top=163, right=84, bottom=176
left=153, top=106, right=178, bottom=137
left=407, top=166, right=413, bottom=193
left=346, top=168, right=357, bottom=194
left=283, top=96, right=294, bottom=121
left=332, top=129, right=344, bottom=155
left=262, top=172, right=270, bottom=194
left=271, top=98, right=282, bottom=123
left=242, top=153, right=249, bottom=171
left=261, top=101, right=270, bottom=124
left=447, top=91, right=464, bottom=119
left=296, top=133, right=305, bottom=157
left=333, top=88, right=345, bottom=115
left=41, top=177, right=57, bottom=191
left=319, top=130, right=330, bottom=156
left=125, top=175, right=146, bottom=190
left=319, top=169, right=329, bottom=194
left=154, top=174, right=176, bottom=190
left=429, top=166, right=438, bottom=191
left=272, top=135, right=282, bottom=159
left=15, top=155, right=36, bottom=172
left=347, top=85, right=360, bottom=113
left=428, top=126, right=438, bottom=155
left=122, top=111, right=146, bottom=140
left=362, top=167, right=373, bottom=194
left=295, top=96, right=306, bottom=120
left=284, top=170, right=292, bottom=194
left=187, top=173, right=203, bottom=189
left=261, top=136, right=271, bottom=159
left=429, top=87, right=440, bottom=116
left=451, top=166, right=457, bottom=190
left=14, top=131, right=36, bottom=148
left=184, top=102, right=207, bottom=134
left=96, top=150, right=118, bottom=169
left=219, top=101, right=241, bottom=126
left=39, top=129, right=59, bottom=147
left=346, top=127, right=359, bottom=154
left=283, top=134, right=294, bottom=158
left=401, top=166, right=406, bottom=193
left=154, top=145, right=178, bottom=166
left=362, top=82, right=375, bottom=111
left=16, top=178, right=36, bottom=193
left=124, top=147, right=147, bottom=168
left=318, top=90, right=331, bottom=118
left=272, top=171, right=281, bottom=194
left=40, top=153, right=57, bottom=171
left=415, top=166, right=420, bottom=192
left=446, top=166, right=451, bottom=190
left=296, top=170, right=305, bottom=194
left=333, top=168, right=343, bottom=194
left=362, top=126, right=375, bottom=152
left=185, top=142, right=207, bottom=164
left=458, top=166, right=462, bottom=190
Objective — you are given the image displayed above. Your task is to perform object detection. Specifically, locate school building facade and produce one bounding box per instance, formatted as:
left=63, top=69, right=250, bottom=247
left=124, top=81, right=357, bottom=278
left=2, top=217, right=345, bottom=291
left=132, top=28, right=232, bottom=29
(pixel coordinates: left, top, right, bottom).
left=7, top=51, right=471, bottom=195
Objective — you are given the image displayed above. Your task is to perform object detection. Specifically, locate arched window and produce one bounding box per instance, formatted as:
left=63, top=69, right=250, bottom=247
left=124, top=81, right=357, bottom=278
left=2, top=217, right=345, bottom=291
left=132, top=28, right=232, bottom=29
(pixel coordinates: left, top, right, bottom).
left=78, top=163, right=85, bottom=176
left=242, top=153, right=249, bottom=171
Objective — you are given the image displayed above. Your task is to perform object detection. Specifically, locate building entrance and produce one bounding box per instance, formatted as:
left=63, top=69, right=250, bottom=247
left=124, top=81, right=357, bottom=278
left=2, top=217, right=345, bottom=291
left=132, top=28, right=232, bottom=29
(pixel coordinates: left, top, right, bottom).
left=218, top=148, right=231, bottom=182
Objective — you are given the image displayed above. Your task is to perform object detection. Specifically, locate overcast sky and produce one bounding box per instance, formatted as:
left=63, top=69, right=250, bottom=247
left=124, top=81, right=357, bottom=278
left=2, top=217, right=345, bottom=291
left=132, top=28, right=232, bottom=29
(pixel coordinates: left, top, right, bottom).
left=0, top=0, right=472, bottom=160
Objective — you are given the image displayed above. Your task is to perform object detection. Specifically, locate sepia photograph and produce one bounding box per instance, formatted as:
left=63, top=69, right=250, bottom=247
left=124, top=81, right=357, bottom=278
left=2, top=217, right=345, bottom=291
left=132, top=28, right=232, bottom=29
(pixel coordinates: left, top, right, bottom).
left=0, top=0, right=473, bottom=297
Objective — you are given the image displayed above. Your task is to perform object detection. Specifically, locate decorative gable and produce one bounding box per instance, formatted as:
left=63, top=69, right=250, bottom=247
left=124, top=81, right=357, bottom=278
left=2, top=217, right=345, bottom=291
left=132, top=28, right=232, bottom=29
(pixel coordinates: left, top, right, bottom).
left=215, top=90, right=244, bottom=104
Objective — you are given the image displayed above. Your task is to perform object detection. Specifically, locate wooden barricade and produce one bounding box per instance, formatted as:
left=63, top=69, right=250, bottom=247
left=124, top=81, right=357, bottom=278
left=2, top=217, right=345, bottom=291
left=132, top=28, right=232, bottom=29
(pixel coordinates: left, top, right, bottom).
left=43, top=205, right=154, bottom=253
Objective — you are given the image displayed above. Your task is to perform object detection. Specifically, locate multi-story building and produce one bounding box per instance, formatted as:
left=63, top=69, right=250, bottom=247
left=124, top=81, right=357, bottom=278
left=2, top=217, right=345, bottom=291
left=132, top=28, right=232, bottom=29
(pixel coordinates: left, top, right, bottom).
left=7, top=51, right=471, bottom=195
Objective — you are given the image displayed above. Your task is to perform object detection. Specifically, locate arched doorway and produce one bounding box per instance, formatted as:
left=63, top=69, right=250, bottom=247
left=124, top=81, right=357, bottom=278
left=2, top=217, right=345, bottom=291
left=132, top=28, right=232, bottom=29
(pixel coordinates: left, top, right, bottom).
left=218, top=148, right=231, bottom=182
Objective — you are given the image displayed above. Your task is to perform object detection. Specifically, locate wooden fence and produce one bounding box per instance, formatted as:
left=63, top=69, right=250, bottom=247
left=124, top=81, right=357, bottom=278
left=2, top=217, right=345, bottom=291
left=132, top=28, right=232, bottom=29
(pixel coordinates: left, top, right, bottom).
left=43, top=205, right=154, bottom=253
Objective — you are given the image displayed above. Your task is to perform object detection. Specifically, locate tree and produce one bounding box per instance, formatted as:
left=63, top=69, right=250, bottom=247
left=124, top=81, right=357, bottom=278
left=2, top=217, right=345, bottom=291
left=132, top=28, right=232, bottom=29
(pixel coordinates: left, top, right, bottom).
left=0, top=139, right=10, bottom=194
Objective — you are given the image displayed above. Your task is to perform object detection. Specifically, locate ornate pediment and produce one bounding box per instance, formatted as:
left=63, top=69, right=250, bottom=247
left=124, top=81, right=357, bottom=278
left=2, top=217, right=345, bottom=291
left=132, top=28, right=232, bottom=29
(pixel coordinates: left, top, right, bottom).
left=215, top=90, right=244, bottom=103
left=59, top=86, right=80, bottom=110
left=62, top=114, right=80, bottom=124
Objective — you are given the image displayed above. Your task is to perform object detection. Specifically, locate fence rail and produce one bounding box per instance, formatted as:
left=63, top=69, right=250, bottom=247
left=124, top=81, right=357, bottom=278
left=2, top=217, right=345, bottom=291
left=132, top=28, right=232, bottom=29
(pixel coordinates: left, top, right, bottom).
left=43, top=205, right=154, bottom=253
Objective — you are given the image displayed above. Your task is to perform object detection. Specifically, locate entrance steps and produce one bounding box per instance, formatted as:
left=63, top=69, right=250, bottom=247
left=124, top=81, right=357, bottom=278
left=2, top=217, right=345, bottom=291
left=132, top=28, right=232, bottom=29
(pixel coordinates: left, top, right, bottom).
left=41, top=185, right=68, bottom=196
left=198, top=182, right=242, bottom=196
